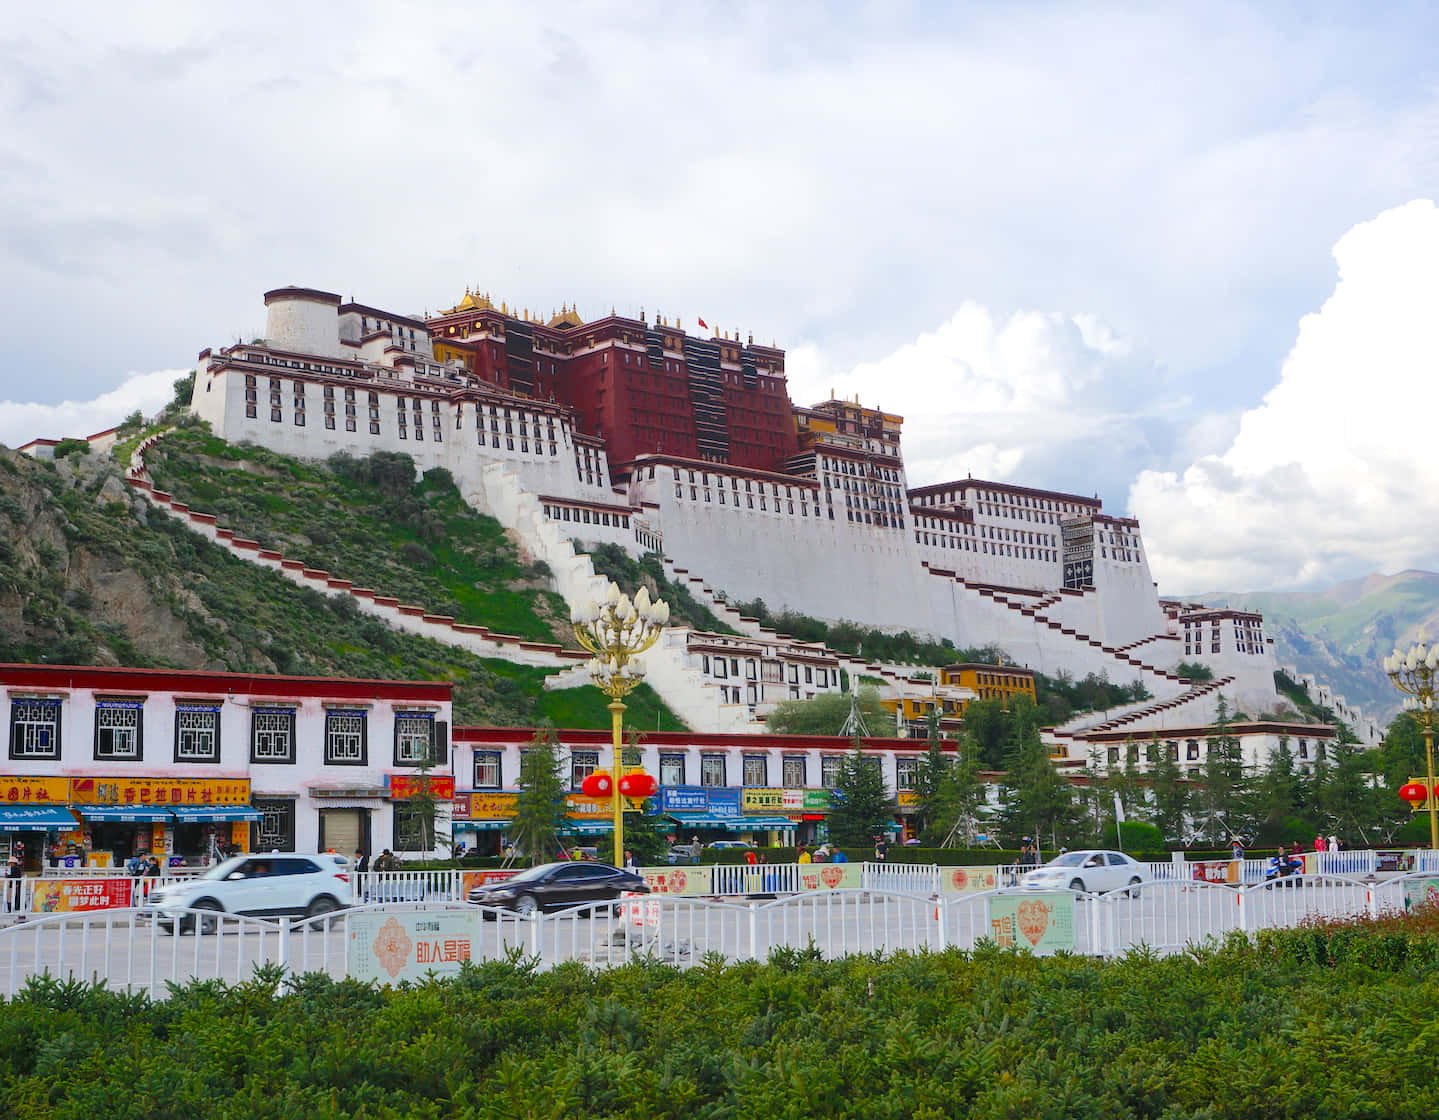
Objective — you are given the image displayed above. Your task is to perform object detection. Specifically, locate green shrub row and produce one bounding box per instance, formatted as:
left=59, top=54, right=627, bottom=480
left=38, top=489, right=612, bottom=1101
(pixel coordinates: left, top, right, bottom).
left=7, top=912, right=1439, bottom=1117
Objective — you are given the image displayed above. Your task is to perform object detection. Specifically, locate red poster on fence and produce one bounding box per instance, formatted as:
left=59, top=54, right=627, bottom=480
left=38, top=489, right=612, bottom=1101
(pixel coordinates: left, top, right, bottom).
left=32, top=878, right=133, bottom=913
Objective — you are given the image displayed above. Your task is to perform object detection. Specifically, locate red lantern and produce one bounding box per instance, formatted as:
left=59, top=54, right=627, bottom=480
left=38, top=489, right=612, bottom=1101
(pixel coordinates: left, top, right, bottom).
left=618, top=772, right=658, bottom=798
left=1399, top=781, right=1428, bottom=805
left=581, top=771, right=613, bottom=798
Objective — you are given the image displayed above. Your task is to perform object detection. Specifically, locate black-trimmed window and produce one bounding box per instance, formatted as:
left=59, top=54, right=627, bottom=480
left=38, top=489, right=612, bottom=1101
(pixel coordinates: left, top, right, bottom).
left=700, top=754, right=726, bottom=787
left=394, top=804, right=431, bottom=852
left=473, top=751, right=502, bottom=789
left=659, top=753, right=685, bottom=786
left=325, top=709, right=367, bottom=766
left=174, top=705, right=220, bottom=763
left=570, top=750, right=600, bottom=791
left=251, top=707, right=296, bottom=764
left=742, top=754, right=767, bottom=787
left=94, top=700, right=143, bottom=761
left=895, top=756, right=919, bottom=791
left=10, top=698, right=61, bottom=761
left=821, top=756, right=842, bottom=789
left=782, top=756, right=806, bottom=789
left=393, top=711, right=435, bottom=767
left=253, top=798, right=296, bottom=851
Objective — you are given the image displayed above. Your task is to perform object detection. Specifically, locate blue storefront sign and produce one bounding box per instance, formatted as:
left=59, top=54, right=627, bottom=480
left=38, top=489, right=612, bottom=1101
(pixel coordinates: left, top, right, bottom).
left=705, top=787, right=741, bottom=818
left=657, top=786, right=743, bottom=816
left=659, top=786, right=709, bottom=813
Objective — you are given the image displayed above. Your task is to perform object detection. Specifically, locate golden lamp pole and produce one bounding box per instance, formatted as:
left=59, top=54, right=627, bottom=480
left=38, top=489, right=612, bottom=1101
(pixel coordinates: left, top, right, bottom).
left=572, top=584, right=668, bottom=864
left=1385, top=642, right=1439, bottom=850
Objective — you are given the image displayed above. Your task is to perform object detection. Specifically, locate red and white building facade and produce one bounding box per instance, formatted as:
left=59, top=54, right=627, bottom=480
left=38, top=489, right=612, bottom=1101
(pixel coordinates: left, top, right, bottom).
left=1, top=664, right=453, bottom=870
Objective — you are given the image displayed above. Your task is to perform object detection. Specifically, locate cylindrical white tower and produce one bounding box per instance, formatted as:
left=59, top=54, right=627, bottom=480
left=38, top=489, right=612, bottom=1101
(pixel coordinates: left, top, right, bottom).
left=263, top=287, right=343, bottom=358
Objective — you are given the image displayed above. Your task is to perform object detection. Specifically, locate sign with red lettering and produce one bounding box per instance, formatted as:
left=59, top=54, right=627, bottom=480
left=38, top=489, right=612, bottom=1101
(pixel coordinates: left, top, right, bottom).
left=32, top=878, right=133, bottom=913
left=347, top=911, right=479, bottom=983
left=386, top=775, right=456, bottom=801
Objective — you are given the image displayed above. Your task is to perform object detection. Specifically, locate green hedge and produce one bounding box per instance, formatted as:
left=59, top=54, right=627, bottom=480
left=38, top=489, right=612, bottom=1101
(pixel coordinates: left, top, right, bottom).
left=7, top=912, right=1439, bottom=1116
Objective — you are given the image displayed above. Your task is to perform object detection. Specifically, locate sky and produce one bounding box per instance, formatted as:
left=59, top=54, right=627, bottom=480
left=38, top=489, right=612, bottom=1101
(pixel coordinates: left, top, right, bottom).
left=2, top=2, right=1437, bottom=595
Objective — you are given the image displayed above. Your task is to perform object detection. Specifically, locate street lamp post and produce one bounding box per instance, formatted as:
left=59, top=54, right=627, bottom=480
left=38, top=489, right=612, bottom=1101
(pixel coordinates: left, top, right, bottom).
left=572, top=584, right=669, bottom=864
left=1384, top=641, right=1439, bottom=850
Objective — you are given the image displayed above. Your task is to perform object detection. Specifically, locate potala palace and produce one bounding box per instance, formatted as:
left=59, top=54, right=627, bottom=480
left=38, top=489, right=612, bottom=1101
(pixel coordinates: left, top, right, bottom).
left=171, top=285, right=1379, bottom=764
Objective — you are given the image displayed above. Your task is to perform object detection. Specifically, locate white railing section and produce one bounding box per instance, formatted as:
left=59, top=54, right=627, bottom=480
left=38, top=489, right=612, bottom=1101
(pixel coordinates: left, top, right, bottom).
left=6, top=873, right=1439, bottom=997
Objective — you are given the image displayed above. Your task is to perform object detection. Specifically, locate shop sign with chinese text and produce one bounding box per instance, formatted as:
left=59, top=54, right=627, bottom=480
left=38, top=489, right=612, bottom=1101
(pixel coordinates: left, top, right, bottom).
left=68, top=777, right=250, bottom=805
left=0, top=777, right=68, bottom=804
left=387, top=775, right=456, bottom=801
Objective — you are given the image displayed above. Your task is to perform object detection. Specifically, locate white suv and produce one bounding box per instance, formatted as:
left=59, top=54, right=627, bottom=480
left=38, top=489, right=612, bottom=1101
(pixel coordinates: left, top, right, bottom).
left=145, top=853, right=353, bottom=933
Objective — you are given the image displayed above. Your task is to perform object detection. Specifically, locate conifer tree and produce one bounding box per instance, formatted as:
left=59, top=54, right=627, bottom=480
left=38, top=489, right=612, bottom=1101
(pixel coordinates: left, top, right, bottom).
left=829, top=737, right=894, bottom=846
left=511, top=725, right=567, bottom=866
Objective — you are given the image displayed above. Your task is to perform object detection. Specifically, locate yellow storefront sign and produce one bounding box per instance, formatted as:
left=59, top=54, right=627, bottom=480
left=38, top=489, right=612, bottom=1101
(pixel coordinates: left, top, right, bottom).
left=0, top=777, right=69, bottom=804
left=742, top=788, right=786, bottom=812
left=466, top=793, right=518, bottom=820
left=68, top=777, right=250, bottom=805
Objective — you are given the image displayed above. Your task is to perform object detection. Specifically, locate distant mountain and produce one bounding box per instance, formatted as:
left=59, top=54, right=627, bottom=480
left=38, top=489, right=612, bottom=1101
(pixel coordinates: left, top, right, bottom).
left=1194, top=570, right=1439, bottom=726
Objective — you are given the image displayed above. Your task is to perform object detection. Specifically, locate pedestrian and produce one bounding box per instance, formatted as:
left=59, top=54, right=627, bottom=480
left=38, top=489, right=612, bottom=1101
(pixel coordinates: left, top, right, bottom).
left=831, top=846, right=849, bottom=864
left=813, top=844, right=829, bottom=863
left=623, top=849, right=638, bottom=869
left=144, top=857, right=161, bottom=876
left=1314, top=834, right=1327, bottom=853
left=1329, top=834, right=1340, bottom=852
left=1231, top=838, right=1244, bottom=862
left=354, top=849, right=369, bottom=874
left=744, top=849, right=757, bottom=866
left=797, top=846, right=812, bottom=865
left=4, top=856, right=22, bottom=914
left=874, top=837, right=889, bottom=862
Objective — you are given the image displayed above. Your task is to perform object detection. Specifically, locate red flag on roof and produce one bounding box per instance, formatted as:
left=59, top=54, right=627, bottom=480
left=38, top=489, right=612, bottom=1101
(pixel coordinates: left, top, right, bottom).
left=697, top=317, right=709, bottom=330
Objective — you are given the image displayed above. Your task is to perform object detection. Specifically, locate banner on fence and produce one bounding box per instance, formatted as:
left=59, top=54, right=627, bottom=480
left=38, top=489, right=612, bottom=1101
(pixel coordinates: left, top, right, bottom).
left=987, top=892, right=1075, bottom=955
left=1403, top=877, right=1439, bottom=911
left=640, top=867, right=714, bottom=896
left=621, top=891, right=660, bottom=928
left=348, top=911, right=480, bottom=983
left=940, top=866, right=1002, bottom=894
left=799, top=864, right=862, bottom=891
left=460, top=870, right=519, bottom=895
left=32, top=878, right=132, bottom=913
left=1190, top=860, right=1240, bottom=885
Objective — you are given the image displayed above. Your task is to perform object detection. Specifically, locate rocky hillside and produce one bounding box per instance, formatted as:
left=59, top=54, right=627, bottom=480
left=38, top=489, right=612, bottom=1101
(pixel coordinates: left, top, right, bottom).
left=0, top=434, right=681, bottom=729
left=1200, top=570, right=1439, bottom=725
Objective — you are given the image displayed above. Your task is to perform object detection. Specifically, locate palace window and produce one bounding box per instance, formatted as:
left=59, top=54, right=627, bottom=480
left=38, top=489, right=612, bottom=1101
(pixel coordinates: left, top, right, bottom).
left=821, top=756, right=842, bottom=789
left=742, top=755, right=767, bottom=787
left=896, top=757, right=919, bottom=791
left=782, top=756, right=806, bottom=789
left=473, top=751, right=502, bottom=789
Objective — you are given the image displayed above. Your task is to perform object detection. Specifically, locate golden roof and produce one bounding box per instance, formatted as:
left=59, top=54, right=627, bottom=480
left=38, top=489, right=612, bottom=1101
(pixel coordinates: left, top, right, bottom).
left=547, top=303, right=584, bottom=329
left=443, top=286, right=496, bottom=315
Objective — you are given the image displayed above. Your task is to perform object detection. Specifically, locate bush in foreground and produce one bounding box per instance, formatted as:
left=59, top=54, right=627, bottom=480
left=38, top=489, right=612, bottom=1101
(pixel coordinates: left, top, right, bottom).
left=4, top=912, right=1439, bottom=1117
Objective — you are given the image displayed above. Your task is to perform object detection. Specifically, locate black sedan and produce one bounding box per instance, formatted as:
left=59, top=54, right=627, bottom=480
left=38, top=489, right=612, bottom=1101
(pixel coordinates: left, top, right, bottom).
left=466, top=861, right=649, bottom=916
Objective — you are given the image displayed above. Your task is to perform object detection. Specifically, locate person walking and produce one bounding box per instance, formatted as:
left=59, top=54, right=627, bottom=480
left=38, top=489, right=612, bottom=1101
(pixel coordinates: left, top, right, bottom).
left=797, top=846, right=812, bottom=865
left=353, top=849, right=369, bottom=874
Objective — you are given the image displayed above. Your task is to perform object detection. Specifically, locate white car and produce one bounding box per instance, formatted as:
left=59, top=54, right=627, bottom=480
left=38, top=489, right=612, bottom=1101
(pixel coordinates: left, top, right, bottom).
left=1018, top=850, right=1149, bottom=897
left=144, top=853, right=354, bottom=933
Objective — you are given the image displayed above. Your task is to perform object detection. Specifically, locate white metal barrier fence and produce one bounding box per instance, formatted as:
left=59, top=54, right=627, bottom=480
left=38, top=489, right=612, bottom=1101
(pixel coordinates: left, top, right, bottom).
left=4, top=872, right=1437, bottom=998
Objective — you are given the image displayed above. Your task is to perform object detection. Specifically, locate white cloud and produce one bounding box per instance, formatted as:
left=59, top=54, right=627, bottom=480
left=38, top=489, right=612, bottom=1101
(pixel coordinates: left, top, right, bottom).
left=1131, top=199, right=1439, bottom=593
left=787, top=302, right=1183, bottom=508
left=0, top=369, right=182, bottom=449
left=1, top=3, right=1438, bottom=420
